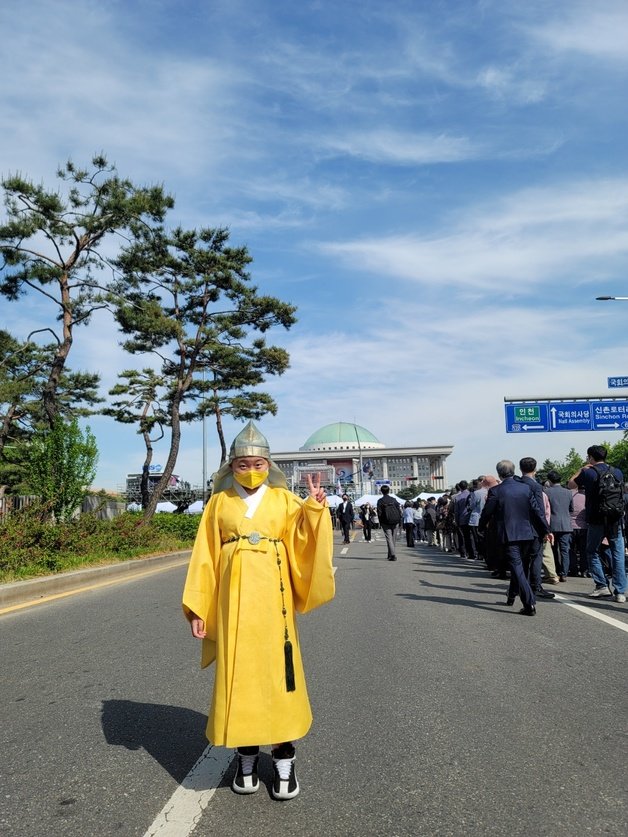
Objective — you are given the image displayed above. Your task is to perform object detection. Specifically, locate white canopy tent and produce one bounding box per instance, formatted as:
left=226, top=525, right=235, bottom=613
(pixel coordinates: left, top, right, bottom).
left=156, top=501, right=177, bottom=513
left=184, top=500, right=205, bottom=514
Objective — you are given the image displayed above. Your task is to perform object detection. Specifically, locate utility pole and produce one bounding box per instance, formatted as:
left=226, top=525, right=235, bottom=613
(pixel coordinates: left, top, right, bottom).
left=354, top=423, right=364, bottom=496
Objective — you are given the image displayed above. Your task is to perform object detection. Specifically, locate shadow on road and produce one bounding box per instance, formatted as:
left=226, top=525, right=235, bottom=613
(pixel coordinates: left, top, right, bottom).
left=418, top=578, right=507, bottom=594
left=395, top=591, right=512, bottom=613
left=101, top=699, right=208, bottom=782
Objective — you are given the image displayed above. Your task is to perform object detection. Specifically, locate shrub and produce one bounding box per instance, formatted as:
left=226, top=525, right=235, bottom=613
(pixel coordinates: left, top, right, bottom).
left=0, top=508, right=197, bottom=581
left=151, top=513, right=202, bottom=540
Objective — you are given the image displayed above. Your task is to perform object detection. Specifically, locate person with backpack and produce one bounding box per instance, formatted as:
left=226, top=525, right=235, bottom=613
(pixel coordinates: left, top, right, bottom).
left=568, top=445, right=627, bottom=603
left=377, top=484, right=401, bottom=561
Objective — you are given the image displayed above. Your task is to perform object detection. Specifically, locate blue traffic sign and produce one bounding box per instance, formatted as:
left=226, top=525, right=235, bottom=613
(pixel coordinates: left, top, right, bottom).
left=591, top=400, right=628, bottom=430
left=505, top=403, right=549, bottom=433
left=548, top=401, right=592, bottom=432
left=608, top=377, right=628, bottom=389
left=505, top=398, right=628, bottom=433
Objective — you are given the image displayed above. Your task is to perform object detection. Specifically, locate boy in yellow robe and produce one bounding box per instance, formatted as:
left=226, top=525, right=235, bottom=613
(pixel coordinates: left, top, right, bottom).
left=182, top=421, right=335, bottom=800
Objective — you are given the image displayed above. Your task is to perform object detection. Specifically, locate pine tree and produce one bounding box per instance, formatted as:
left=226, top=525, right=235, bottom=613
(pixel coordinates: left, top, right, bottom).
left=0, top=155, right=173, bottom=426
left=111, top=226, right=296, bottom=521
left=102, top=369, right=169, bottom=509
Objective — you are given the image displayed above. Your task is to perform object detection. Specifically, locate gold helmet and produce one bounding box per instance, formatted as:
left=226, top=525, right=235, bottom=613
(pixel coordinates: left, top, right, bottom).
left=228, top=420, right=271, bottom=462
left=211, top=420, right=287, bottom=493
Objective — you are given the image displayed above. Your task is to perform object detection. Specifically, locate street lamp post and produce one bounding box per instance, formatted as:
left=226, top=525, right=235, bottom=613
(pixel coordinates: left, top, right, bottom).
left=353, top=424, right=364, bottom=497
left=596, top=296, right=628, bottom=301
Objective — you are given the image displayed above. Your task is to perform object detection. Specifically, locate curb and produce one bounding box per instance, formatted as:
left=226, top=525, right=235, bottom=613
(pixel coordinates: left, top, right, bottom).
left=0, top=550, right=192, bottom=609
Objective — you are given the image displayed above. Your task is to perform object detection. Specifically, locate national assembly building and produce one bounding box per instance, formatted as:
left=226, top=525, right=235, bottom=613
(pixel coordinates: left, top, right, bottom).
left=271, top=421, right=453, bottom=497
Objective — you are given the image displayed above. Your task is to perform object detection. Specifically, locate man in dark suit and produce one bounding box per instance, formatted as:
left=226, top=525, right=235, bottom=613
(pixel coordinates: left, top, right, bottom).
left=479, top=459, right=550, bottom=615
left=337, top=494, right=354, bottom=544
left=517, top=457, right=556, bottom=600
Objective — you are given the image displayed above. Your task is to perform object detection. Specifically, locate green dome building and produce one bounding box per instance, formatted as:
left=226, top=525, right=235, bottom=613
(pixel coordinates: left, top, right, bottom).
left=300, top=422, right=385, bottom=452
left=270, top=421, right=453, bottom=496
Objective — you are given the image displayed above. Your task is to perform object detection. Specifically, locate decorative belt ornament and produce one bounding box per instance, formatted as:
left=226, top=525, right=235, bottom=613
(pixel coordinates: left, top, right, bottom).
left=223, top=532, right=281, bottom=546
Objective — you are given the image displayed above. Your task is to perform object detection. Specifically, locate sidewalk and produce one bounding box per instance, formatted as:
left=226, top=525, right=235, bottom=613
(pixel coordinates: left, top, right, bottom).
left=0, top=550, right=191, bottom=609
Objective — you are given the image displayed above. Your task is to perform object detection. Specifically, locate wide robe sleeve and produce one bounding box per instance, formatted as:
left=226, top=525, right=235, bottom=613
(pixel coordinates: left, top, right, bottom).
left=284, top=494, right=335, bottom=614
left=182, top=496, right=223, bottom=668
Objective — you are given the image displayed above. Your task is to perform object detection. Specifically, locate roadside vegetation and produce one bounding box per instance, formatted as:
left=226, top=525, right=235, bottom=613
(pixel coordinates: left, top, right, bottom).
left=0, top=507, right=200, bottom=583
left=0, top=155, right=295, bottom=524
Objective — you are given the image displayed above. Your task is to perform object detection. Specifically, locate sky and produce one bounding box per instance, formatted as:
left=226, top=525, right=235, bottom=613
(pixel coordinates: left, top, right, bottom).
left=1, top=0, right=628, bottom=491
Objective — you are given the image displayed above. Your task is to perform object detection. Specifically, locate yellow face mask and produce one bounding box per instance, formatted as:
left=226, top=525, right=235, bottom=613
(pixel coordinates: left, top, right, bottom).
left=234, top=469, right=269, bottom=489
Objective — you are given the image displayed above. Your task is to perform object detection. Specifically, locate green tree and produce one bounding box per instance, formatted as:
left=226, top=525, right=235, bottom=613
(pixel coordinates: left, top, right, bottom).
left=102, top=368, right=169, bottom=509
left=0, top=155, right=173, bottom=427
left=0, top=332, right=48, bottom=460
left=536, top=458, right=557, bottom=485
left=415, top=482, right=439, bottom=494
left=28, top=418, right=99, bottom=521
left=605, top=439, right=628, bottom=477
left=193, top=341, right=289, bottom=464
left=396, top=486, right=418, bottom=501
left=560, top=448, right=585, bottom=483
left=111, top=226, right=296, bottom=521
left=537, top=449, right=585, bottom=485
left=0, top=330, right=103, bottom=494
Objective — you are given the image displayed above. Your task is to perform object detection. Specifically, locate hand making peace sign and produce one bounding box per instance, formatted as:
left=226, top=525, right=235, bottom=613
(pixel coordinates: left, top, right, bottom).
left=306, top=472, right=327, bottom=504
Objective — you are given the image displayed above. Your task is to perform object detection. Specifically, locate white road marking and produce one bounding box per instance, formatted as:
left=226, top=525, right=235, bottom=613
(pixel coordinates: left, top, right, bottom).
left=553, top=593, right=628, bottom=634
left=340, top=547, right=348, bottom=555
left=143, top=745, right=233, bottom=837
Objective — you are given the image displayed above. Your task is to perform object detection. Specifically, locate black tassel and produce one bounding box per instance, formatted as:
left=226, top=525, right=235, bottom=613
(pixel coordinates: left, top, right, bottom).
left=284, top=640, right=296, bottom=692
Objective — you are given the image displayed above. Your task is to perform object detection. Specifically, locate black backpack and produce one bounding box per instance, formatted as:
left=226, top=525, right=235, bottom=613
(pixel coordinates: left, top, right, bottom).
left=593, top=464, right=624, bottom=521
left=380, top=498, right=401, bottom=526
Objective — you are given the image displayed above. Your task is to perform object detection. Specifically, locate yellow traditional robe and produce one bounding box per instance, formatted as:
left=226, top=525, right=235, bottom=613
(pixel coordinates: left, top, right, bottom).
left=182, top=486, right=335, bottom=747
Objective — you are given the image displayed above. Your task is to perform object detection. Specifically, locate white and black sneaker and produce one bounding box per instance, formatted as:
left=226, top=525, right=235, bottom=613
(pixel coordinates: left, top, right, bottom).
left=589, top=586, right=612, bottom=598
left=232, top=747, right=260, bottom=794
left=271, top=743, right=299, bottom=800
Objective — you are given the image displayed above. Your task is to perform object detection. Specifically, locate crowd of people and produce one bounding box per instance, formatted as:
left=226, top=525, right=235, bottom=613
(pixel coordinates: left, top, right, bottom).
left=336, top=444, right=628, bottom=615
left=182, top=423, right=625, bottom=802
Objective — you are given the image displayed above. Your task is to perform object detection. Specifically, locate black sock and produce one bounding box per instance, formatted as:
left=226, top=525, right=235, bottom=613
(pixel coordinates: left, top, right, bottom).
left=272, top=742, right=295, bottom=759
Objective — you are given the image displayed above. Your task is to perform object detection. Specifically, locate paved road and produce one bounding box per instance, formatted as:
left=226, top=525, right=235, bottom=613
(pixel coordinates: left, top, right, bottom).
left=1, top=531, right=627, bottom=836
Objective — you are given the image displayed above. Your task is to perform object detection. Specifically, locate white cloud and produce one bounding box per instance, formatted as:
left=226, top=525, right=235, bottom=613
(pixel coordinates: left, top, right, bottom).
left=475, top=65, right=548, bottom=104
left=320, top=130, right=480, bottom=165
left=527, top=2, right=628, bottom=62
left=321, top=178, right=628, bottom=291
